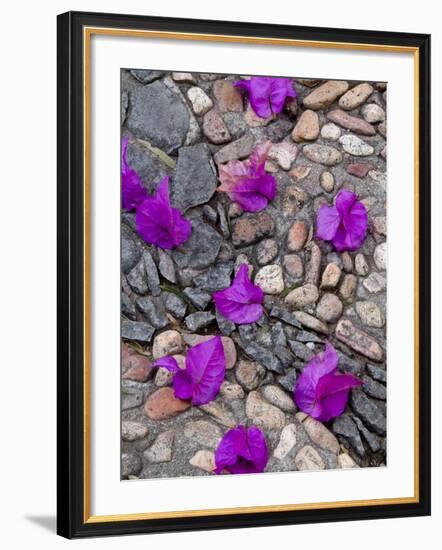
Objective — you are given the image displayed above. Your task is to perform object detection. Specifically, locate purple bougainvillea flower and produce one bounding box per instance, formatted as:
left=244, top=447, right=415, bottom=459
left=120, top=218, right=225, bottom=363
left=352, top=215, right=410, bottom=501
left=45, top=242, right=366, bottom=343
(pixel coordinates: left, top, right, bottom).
left=152, top=336, right=226, bottom=405
left=233, top=77, right=296, bottom=118
left=121, top=136, right=148, bottom=211
left=135, top=176, right=192, bottom=249
left=218, top=141, right=277, bottom=212
left=294, top=342, right=362, bottom=422
left=214, top=425, right=269, bottom=474
left=316, top=189, right=368, bottom=252
left=212, top=264, right=264, bottom=324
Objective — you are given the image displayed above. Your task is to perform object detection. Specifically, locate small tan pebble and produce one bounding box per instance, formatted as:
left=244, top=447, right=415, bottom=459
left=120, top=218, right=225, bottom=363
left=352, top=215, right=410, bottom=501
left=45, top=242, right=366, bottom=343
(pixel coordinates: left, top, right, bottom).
left=320, top=171, right=334, bottom=192
left=190, top=450, right=216, bottom=472
left=337, top=453, right=359, bottom=468
left=320, top=262, right=342, bottom=289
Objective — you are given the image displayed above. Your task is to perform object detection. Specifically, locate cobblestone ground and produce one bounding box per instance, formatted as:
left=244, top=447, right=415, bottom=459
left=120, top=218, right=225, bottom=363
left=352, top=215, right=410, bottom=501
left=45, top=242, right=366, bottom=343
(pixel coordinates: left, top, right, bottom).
left=120, top=70, right=387, bottom=480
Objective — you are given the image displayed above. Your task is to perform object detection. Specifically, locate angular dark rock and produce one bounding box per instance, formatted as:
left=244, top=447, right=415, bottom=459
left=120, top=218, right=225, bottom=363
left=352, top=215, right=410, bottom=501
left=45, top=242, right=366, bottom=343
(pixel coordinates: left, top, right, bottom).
left=289, top=340, right=314, bottom=362
left=193, top=263, right=234, bottom=293
left=362, top=375, right=387, bottom=400
left=171, top=143, right=218, bottom=211
left=136, top=296, right=169, bottom=329
left=129, top=69, right=163, bottom=84
left=164, top=292, right=187, bottom=319
left=350, top=389, right=386, bottom=435
left=333, top=414, right=365, bottom=456
left=367, top=364, right=386, bottom=383
left=243, top=342, right=284, bottom=374
left=126, top=80, right=189, bottom=153
left=122, top=319, right=155, bottom=343
left=185, top=312, right=216, bottom=331
left=127, top=260, right=148, bottom=295
left=172, top=219, right=222, bottom=269
left=183, top=287, right=212, bottom=310
left=269, top=307, right=302, bottom=328
left=143, top=251, right=161, bottom=297
left=277, top=368, right=297, bottom=392
left=125, top=139, right=171, bottom=193
left=121, top=226, right=141, bottom=274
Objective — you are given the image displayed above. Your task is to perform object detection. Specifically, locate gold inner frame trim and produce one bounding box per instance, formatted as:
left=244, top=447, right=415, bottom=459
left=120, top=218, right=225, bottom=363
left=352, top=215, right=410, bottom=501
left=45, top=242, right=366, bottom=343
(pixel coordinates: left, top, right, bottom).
left=83, top=26, right=420, bottom=524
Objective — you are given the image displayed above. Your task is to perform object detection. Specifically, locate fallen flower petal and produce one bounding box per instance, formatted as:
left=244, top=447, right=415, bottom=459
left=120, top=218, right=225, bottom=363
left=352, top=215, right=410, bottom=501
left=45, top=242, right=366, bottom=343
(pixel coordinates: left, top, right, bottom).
left=213, top=264, right=264, bottom=324
left=214, top=425, right=268, bottom=474
left=294, top=342, right=362, bottom=422
left=151, top=336, right=226, bottom=406
left=121, top=136, right=147, bottom=211
left=234, top=77, right=296, bottom=118
left=218, top=141, right=276, bottom=212
left=135, top=176, right=192, bottom=249
left=316, top=189, right=368, bottom=252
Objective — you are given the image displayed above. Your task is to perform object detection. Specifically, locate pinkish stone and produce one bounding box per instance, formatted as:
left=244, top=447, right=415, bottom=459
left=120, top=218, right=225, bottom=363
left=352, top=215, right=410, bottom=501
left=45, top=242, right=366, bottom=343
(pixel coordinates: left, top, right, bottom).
left=346, top=163, right=374, bottom=178
left=287, top=221, right=309, bottom=251
left=213, top=80, right=243, bottom=112
left=326, top=109, right=376, bottom=136
left=122, top=346, right=153, bottom=382
left=144, top=388, right=190, bottom=420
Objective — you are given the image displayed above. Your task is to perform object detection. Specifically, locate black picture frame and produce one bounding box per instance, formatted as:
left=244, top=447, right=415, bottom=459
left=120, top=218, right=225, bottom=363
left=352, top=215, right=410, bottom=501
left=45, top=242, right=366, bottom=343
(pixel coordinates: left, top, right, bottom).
left=57, top=10, right=431, bottom=539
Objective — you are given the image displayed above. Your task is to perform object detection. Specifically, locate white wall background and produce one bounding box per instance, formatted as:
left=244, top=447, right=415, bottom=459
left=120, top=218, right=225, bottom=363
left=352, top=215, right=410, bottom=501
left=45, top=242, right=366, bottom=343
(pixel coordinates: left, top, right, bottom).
left=0, top=0, right=439, bottom=547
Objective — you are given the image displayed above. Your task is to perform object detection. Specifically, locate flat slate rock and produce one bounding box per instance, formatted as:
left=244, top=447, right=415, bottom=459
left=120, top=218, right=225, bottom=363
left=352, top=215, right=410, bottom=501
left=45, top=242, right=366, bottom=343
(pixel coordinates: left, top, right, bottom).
left=126, top=80, right=190, bottom=153
left=121, top=319, right=155, bottom=343
left=171, top=143, right=218, bottom=212
left=172, top=218, right=223, bottom=270
left=125, top=138, right=171, bottom=193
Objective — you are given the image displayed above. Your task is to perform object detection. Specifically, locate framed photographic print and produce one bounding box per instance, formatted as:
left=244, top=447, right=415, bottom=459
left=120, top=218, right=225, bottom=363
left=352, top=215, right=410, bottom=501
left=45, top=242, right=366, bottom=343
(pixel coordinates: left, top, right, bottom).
left=57, top=11, right=431, bottom=539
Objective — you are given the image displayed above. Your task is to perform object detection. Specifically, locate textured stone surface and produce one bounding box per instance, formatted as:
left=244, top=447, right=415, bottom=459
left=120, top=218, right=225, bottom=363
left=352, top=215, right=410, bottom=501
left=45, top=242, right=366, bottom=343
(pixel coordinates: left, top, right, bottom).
left=144, top=388, right=190, bottom=420
left=303, top=144, right=342, bottom=166
left=336, top=319, right=384, bottom=361
left=303, top=80, right=349, bottom=110
left=127, top=80, right=189, bottom=153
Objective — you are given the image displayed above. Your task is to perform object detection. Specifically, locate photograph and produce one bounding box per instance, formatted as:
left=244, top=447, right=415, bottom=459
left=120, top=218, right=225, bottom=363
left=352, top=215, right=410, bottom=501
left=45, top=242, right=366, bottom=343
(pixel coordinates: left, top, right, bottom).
left=120, top=69, right=388, bottom=480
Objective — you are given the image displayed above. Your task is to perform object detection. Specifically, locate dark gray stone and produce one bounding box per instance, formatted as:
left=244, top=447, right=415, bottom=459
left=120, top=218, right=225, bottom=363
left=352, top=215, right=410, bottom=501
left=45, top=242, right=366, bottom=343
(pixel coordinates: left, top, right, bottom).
left=289, top=340, right=314, bottom=362
left=122, top=319, right=155, bottom=343
left=203, top=204, right=218, bottom=224
left=127, top=260, right=148, bottom=294
left=269, top=307, right=303, bottom=328
left=216, top=203, right=230, bottom=238
left=121, top=451, right=142, bottom=478
left=121, top=293, right=136, bottom=320
left=183, top=287, right=212, bottom=310
left=367, top=364, right=386, bottom=383
left=213, top=132, right=255, bottom=164
left=122, top=391, right=144, bottom=411
left=266, top=119, right=294, bottom=141
left=337, top=351, right=364, bottom=375
left=185, top=312, right=216, bottom=331
left=172, top=218, right=222, bottom=269
left=164, top=292, right=187, bottom=319
left=243, top=342, right=284, bottom=374
left=171, top=144, right=217, bottom=211
left=271, top=323, right=287, bottom=348
left=353, top=416, right=382, bottom=453
left=193, top=263, right=233, bottom=293
left=332, top=414, right=365, bottom=456
left=350, top=389, right=386, bottom=435
left=125, top=139, right=171, bottom=193
left=129, top=69, right=163, bottom=84
left=157, top=249, right=176, bottom=283
left=136, top=296, right=169, bottom=329
left=121, top=90, right=128, bottom=125
left=215, top=310, right=236, bottom=336
left=122, top=226, right=141, bottom=274
left=143, top=251, right=161, bottom=296
left=296, top=330, right=324, bottom=344
left=127, top=80, right=189, bottom=153
left=362, top=375, right=386, bottom=400
left=238, top=324, right=257, bottom=345
left=277, top=368, right=297, bottom=392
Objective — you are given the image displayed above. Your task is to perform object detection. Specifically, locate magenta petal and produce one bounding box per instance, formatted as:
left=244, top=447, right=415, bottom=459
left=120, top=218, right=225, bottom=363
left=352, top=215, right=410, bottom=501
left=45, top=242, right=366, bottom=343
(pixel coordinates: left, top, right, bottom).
left=173, top=370, right=193, bottom=401
left=230, top=175, right=276, bottom=212
left=316, top=204, right=340, bottom=241
left=152, top=355, right=179, bottom=373
left=269, top=78, right=296, bottom=113
left=121, top=136, right=147, bottom=211
left=213, top=264, right=264, bottom=324
left=314, top=372, right=362, bottom=422
left=294, top=342, right=339, bottom=417
left=234, top=77, right=296, bottom=118
left=214, top=425, right=268, bottom=474
left=135, top=176, right=192, bottom=249
left=217, top=142, right=277, bottom=213
left=316, top=189, right=368, bottom=252
left=184, top=336, right=226, bottom=405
